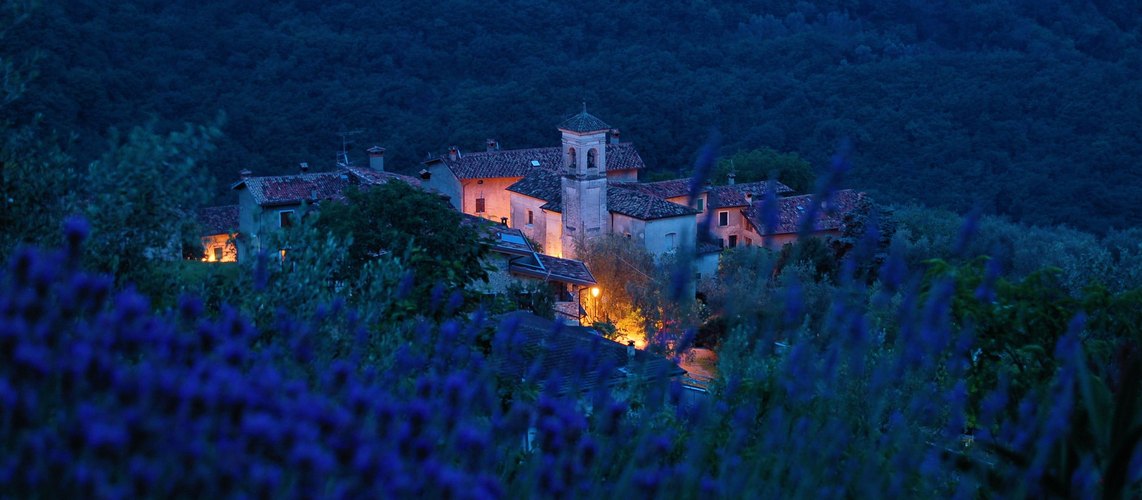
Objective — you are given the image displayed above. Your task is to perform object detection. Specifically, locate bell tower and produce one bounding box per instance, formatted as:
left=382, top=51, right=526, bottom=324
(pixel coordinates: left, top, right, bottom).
left=558, top=105, right=610, bottom=259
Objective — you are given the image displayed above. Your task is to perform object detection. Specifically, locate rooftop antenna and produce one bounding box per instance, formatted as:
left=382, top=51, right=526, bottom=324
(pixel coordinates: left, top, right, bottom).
left=336, top=128, right=364, bottom=168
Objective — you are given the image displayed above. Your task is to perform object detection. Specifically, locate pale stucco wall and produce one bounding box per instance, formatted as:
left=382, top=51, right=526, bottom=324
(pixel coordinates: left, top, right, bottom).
left=643, top=215, right=697, bottom=257
left=709, top=207, right=750, bottom=249
left=607, top=169, right=639, bottom=182
left=544, top=211, right=563, bottom=257
left=423, top=164, right=462, bottom=210
left=510, top=193, right=549, bottom=252
left=462, top=177, right=518, bottom=224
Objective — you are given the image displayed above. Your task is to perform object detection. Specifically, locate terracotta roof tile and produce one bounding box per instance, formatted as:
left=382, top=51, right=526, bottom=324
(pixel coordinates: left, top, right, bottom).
left=432, top=143, right=645, bottom=180
left=742, top=189, right=862, bottom=235
left=508, top=169, right=699, bottom=220
left=707, top=181, right=794, bottom=209
left=530, top=254, right=597, bottom=285
left=197, top=205, right=238, bottom=236
left=612, top=178, right=694, bottom=200
left=607, top=186, right=699, bottom=220
left=233, top=167, right=418, bottom=206
left=506, top=167, right=562, bottom=203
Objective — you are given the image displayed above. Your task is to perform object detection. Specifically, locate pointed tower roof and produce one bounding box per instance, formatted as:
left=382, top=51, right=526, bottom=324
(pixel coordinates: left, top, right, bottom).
left=558, top=104, right=611, bottom=133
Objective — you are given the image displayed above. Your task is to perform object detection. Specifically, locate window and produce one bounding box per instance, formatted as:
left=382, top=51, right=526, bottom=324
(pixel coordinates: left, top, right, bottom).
left=718, top=211, right=728, bottom=227
left=567, top=147, right=576, bottom=169
left=587, top=148, right=598, bottom=169
left=213, top=247, right=223, bottom=261
left=745, top=236, right=753, bottom=246
left=666, top=232, right=677, bottom=249
left=696, top=198, right=704, bottom=212
left=280, top=210, right=295, bottom=228
left=729, top=235, right=738, bottom=248
left=475, top=197, right=486, bottom=213
left=527, top=210, right=534, bottom=225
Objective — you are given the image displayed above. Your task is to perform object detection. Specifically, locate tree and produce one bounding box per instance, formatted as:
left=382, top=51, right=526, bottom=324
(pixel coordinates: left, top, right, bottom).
left=714, top=148, right=816, bottom=192
left=75, top=122, right=220, bottom=281
left=0, top=1, right=73, bottom=256
left=314, top=180, right=491, bottom=302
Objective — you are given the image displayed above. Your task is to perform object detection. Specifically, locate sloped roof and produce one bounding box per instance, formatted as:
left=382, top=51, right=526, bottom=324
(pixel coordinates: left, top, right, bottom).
left=482, top=223, right=596, bottom=286
left=742, top=189, right=863, bottom=236
left=430, top=143, right=646, bottom=180
left=506, top=166, right=562, bottom=202
left=707, top=181, right=794, bottom=209
left=491, top=311, right=685, bottom=395
left=507, top=168, right=699, bottom=220
left=232, top=168, right=418, bottom=207
left=528, top=254, right=597, bottom=286
left=197, top=205, right=238, bottom=236
left=507, top=166, right=694, bottom=219
left=557, top=110, right=611, bottom=133
left=612, top=179, right=694, bottom=200
left=607, top=186, right=699, bottom=220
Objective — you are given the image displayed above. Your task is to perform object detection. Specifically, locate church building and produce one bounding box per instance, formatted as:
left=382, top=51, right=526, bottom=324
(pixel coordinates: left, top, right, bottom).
left=421, top=108, right=862, bottom=268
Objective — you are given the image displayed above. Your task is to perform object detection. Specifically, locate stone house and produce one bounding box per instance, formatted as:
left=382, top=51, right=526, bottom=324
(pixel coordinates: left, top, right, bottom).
left=741, top=190, right=864, bottom=248
left=424, top=109, right=866, bottom=266
left=229, top=159, right=419, bottom=259
left=197, top=204, right=239, bottom=263
left=476, top=223, right=598, bottom=324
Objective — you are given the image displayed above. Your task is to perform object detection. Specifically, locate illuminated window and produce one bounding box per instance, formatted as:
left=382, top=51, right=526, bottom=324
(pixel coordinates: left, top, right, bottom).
left=475, top=197, right=486, bottom=213
left=280, top=210, right=295, bottom=228
left=718, top=211, right=728, bottom=227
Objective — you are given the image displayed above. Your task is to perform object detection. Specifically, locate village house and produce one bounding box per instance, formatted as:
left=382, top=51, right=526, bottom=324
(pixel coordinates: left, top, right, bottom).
left=197, top=204, right=239, bottom=263
left=741, top=189, right=864, bottom=247
left=228, top=147, right=419, bottom=259
left=419, top=108, right=858, bottom=285
left=476, top=222, right=599, bottom=324
left=215, top=147, right=601, bottom=315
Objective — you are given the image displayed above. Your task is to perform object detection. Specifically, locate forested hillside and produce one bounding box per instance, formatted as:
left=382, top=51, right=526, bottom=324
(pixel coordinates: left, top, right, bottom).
left=7, top=0, right=1142, bottom=229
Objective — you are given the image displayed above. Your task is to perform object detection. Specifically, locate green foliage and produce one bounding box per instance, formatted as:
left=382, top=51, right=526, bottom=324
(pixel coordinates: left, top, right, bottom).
left=75, top=122, right=221, bottom=281
left=502, top=280, right=556, bottom=320
left=714, top=148, right=815, bottom=192
left=0, top=4, right=72, bottom=255
left=314, top=180, right=491, bottom=303
left=7, top=1, right=1141, bottom=230
left=578, top=235, right=656, bottom=340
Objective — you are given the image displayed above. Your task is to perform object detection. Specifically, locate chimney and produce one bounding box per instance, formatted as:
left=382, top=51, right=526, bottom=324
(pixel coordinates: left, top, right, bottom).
left=627, top=340, right=635, bottom=361
left=609, top=129, right=621, bottom=144
left=727, top=172, right=736, bottom=186
left=299, top=162, right=309, bottom=174
left=486, top=138, right=499, bottom=152
left=418, top=168, right=432, bottom=180
left=239, top=169, right=253, bottom=180
left=367, top=146, right=385, bottom=172
left=448, top=146, right=460, bottom=161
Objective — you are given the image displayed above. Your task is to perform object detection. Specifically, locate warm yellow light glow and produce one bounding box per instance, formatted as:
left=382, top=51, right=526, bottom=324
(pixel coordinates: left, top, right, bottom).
left=591, top=286, right=600, bottom=298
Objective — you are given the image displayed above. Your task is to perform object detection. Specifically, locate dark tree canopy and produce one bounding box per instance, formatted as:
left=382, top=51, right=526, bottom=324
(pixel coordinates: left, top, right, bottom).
left=314, top=180, right=490, bottom=296
left=5, top=0, right=1142, bottom=232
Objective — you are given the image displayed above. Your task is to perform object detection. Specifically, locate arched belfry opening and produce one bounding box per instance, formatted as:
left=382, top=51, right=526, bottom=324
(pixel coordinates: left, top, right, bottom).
left=557, top=106, right=612, bottom=259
